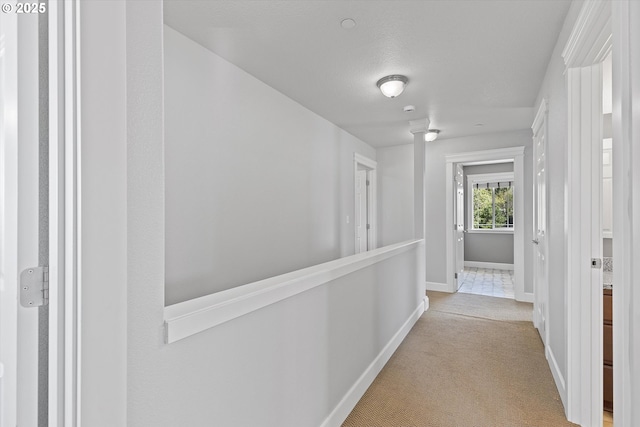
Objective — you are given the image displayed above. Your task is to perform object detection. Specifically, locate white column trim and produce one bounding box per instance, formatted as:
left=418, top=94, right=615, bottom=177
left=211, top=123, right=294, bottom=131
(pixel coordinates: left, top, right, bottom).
left=409, top=118, right=429, bottom=240
left=532, top=98, right=548, bottom=134
left=409, top=118, right=429, bottom=135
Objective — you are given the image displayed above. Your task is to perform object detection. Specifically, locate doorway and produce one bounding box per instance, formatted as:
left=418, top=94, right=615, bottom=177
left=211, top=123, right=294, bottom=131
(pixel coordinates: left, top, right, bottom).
left=459, top=165, right=516, bottom=300
left=445, top=147, right=527, bottom=302
left=354, top=153, right=377, bottom=254
left=0, top=3, right=80, bottom=425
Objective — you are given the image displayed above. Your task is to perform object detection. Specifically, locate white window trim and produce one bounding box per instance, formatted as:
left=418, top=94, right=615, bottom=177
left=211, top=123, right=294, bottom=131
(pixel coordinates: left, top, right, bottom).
left=466, top=172, right=515, bottom=232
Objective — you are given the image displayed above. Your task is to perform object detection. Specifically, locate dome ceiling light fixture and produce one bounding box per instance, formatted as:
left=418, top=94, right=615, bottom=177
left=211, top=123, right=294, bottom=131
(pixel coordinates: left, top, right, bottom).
left=425, top=129, right=440, bottom=142
left=376, top=75, right=408, bottom=98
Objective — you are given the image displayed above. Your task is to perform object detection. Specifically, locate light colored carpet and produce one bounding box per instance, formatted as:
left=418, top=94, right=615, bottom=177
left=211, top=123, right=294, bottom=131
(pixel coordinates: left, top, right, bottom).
left=342, top=291, right=576, bottom=427
left=428, top=290, right=533, bottom=322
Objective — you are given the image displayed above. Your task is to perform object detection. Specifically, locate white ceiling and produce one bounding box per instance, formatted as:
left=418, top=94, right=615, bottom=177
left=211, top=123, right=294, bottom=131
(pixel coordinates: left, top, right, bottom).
left=164, top=0, right=571, bottom=148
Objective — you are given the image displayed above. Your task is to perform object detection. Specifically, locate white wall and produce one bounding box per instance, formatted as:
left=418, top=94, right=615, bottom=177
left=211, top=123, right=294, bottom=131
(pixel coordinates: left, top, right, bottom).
left=463, top=163, right=515, bottom=265
left=164, top=26, right=376, bottom=305
left=80, top=2, right=426, bottom=426
left=80, top=2, right=127, bottom=425
left=377, top=144, right=414, bottom=247
left=532, top=0, right=582, bottom=406
left=424, top=130, right=533, bottom=291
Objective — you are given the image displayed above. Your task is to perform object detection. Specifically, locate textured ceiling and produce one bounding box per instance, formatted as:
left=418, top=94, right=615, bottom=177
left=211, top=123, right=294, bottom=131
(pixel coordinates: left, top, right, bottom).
left=164, top=0, right=571, bottom=147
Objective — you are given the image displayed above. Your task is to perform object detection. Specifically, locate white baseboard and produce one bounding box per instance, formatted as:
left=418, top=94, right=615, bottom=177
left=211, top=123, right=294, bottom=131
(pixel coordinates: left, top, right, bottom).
left=321, top=300, right=425, bottom=427
left=546, top=346, right=567, bottom=411
left=425, top=281, right=451, bottom=292
left=517, top=292, right=534, bottom=303
left=464, top=261, right=514, bottom=271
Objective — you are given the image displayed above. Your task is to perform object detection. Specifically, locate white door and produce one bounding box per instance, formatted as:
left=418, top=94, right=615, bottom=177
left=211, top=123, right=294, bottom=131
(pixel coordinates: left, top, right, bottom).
left=0, top=11, right=45, bottom=426
left=533, top=113, right=548, bottom=344
left=454, top=164, right=465, bottom=289
left=355, top=169, right=368, bottom=253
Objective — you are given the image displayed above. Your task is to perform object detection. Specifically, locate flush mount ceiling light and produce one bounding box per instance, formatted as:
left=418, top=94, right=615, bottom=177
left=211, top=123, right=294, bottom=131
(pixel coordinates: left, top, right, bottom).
left=376, top=75, right=408, bottom=98
left=425, top=129, right=440, bottom=142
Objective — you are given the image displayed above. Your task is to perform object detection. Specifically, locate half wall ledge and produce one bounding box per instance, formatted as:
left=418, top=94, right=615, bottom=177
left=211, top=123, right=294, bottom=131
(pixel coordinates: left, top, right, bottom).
left=164, top=239, right=425, bottom=343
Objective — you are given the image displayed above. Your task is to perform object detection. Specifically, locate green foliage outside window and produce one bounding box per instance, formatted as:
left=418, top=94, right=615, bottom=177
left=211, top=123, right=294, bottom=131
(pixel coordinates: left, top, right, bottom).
left=473, top=187, right=514, bottom=229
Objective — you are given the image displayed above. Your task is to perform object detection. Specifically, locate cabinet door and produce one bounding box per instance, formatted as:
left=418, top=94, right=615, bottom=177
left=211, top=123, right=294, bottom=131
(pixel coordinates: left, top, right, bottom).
left=604, top=324, right=613, bottom=364
left=604, top=364, right=613, bottom=412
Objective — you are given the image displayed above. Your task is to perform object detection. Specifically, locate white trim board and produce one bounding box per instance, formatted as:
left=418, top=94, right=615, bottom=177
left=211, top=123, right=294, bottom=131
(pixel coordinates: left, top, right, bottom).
left=165, top=239, right=424, bottom=343
left=425, top=281, right=450, bottom=293
left=353, top=153, right=378, bottom=253
left=612, top=2, right=640, bottom=426
left=520, top=293, right=534, bottom=304
left=463, top=261, right=514, bottom=271
left=445, top=146, right=526, bottom=302
left=547, top=346, right=567, bottom=411
left=466, top=172, right=515, bottom=233
left=563, top=1, right=612, bottom=424
left=562, top=0, right=612, bottom=70
left=320, top=300, right=426, bottom=427
left=532, top=99, right=548, bottom=135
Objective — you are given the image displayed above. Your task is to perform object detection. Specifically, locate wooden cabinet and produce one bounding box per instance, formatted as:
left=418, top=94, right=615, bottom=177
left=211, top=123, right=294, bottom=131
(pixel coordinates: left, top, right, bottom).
left=604, top=289, right=613, bottom=412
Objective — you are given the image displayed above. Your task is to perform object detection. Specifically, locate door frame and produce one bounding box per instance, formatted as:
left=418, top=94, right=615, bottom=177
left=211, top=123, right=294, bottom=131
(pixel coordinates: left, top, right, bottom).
left=444, top=146, right=526, bottom=300
left=354, top=153, right=377, bottom=253
left=611, top=2, right=640, bottom=425
left=53, top=1, right=82, bottom=424
left=561, top=0, right=611, bottom=425
left=1, top=9, right=22, bottom=426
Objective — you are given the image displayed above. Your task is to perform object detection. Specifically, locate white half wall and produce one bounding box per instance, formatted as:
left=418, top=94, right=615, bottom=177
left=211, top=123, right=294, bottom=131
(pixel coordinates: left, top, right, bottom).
left=377, top=144, right=414, bottom=247
left=164, top=26, right=376, bottom=304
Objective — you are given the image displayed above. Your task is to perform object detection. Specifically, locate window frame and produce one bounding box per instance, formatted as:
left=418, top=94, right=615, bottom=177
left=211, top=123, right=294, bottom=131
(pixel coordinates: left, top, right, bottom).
left=466, top=172, right=515, bottom=233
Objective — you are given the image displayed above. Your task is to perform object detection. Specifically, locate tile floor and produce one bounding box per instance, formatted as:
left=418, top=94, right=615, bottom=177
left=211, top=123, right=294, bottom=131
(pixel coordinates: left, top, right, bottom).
left=458, top=267, right=515, bottom=299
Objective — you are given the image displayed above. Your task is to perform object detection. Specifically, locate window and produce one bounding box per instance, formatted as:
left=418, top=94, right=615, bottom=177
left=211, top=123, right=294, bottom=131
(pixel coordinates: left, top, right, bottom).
left=467, top=172, right=514, bottom=231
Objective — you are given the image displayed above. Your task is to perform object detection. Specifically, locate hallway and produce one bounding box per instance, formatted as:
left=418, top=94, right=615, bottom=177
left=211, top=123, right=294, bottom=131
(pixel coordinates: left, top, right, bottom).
left=343, top=292, right=574, bottom=427
left=12, top=1, right=637, bottom=425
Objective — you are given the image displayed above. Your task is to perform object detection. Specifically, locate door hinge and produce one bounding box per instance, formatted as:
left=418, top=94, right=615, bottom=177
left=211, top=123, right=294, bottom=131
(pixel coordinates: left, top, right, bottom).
left=366, top=224, right=371, bottom=230
left=20, top=266, right=49, bottom=307
left=366, top=180, right=370, bottom=186
left=455, top=272, right=458, bottom=279
left=591, top=258, right=602, bottom=269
